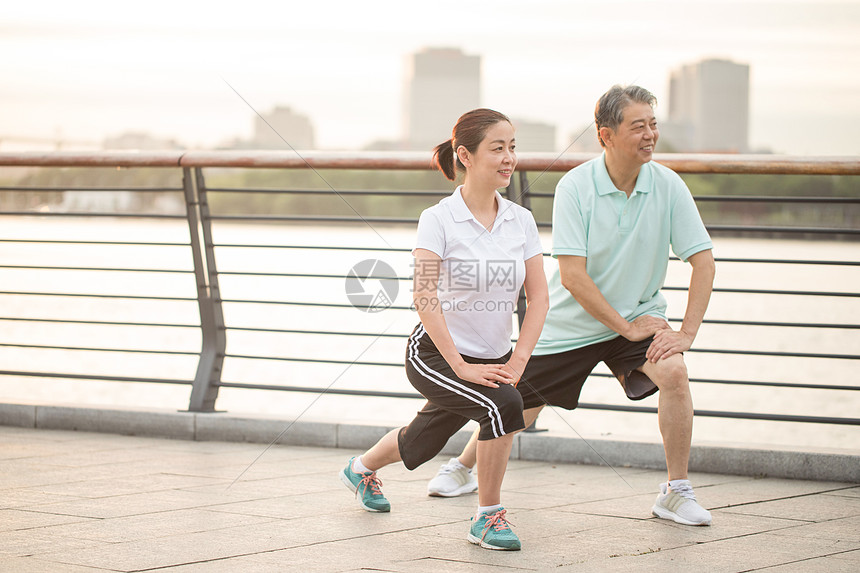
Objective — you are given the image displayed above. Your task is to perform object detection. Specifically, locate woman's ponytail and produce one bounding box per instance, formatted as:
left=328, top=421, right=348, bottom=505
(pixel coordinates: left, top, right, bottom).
left=432, top=139, right=457, bottom=181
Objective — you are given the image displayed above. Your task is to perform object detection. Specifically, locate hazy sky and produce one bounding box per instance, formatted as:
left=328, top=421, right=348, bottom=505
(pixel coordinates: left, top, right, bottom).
left=3, top=0, right=859, bottom=155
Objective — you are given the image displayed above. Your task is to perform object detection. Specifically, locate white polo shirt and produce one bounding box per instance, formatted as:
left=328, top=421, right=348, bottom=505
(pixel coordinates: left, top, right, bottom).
left=414, top=186, right=544, bottom=359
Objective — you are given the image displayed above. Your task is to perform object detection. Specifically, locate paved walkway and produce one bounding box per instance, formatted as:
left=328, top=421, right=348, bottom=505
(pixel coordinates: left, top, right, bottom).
left=1, top=426, right=858, bottom=572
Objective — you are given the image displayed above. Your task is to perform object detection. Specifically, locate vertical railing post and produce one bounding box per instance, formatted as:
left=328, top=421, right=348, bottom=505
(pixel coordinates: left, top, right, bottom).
left=506, top=172, right=532, bottom=328
left=183, top=167, right=225, bottom=412
left=516, top=170, right=532, bottom=210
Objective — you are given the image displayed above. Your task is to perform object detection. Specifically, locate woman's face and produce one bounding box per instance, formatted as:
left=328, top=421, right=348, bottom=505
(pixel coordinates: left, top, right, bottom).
left=459, top=121, right=517, bottom=190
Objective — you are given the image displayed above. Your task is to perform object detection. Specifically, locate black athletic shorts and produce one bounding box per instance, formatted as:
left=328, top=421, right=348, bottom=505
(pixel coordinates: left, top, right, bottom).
left=398, top=323, right=525, bottom=470
left=517, top=335, right=659, bottom=410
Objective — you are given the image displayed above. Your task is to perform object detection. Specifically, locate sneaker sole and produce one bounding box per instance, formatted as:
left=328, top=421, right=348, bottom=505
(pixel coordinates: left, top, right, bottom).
left=467, top=533, right=521, bottom=551
left=428, top=483, right=478, bottom=497
left=651, top=504, right=711, bottom=526
left=339, top=469, right=390, bottom=513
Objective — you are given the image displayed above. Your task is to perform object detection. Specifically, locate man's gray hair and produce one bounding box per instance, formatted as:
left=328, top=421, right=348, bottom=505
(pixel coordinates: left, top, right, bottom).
left=594, top=85, right=657, bottom=147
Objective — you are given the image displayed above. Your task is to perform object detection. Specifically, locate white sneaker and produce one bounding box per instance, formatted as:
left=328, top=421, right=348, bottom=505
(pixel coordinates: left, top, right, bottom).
left=427, top=457, right=478, bottom=497
left=652, top=480, right=712, bottom=525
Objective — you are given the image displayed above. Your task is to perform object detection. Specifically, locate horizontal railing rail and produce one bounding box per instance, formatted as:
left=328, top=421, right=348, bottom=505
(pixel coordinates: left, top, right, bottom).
left=0, top=151, right=857, bottom=431
left=3, top=150, right=860, bottom=174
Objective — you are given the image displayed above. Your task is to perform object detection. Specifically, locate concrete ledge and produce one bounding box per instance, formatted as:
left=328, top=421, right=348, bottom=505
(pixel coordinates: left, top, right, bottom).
left=0, top=403, right=36, bottom=428
left=335, top=423, right=394, bottom=450
left=34, top=405, right=196, bottom=440
left=517, top=432, right=667, bottom=469
left=1, top=402, right=857, bottom=483
left=689, top=441, right=860, bottom=481
left=195, top=413, right=337, bottom=448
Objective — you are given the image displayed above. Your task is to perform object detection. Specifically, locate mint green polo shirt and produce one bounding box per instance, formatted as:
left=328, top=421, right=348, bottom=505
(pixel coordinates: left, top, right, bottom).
left=533, top=153, right=712, bottom=354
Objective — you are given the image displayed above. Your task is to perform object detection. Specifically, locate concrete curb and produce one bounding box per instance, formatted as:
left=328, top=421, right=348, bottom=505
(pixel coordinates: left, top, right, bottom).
left=1, top=402, right=857, bottom=483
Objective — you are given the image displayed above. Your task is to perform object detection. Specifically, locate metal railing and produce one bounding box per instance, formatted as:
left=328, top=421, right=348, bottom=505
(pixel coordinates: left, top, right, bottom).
left=0, top=151, right=858, bottom=429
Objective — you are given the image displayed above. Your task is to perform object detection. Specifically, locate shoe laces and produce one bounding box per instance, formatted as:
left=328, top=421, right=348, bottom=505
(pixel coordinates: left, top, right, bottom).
left=357, top=472, right=384, bottom=497
left=670, top=481, right=697, bottom=501
left=480, top=509, right=513, bottom=540
left=438, top=464, right=459, bottom=475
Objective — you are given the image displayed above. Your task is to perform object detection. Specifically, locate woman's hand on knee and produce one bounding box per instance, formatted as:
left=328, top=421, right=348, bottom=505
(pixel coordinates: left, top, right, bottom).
left=501, top=355, right=528, bottom=387
left=454, top=363, right=515, bottom=388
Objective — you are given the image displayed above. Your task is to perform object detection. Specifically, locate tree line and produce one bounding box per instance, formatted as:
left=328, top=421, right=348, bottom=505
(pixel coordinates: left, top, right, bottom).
left=2, top=165, right=857, bottom=236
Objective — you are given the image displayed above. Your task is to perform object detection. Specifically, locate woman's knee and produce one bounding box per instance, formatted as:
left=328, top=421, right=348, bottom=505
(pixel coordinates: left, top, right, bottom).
left=477, top=386, right=524, bottom=439
left=499, top=385, right=524, bottom=415
left=398, top=425, right=448, bottom=470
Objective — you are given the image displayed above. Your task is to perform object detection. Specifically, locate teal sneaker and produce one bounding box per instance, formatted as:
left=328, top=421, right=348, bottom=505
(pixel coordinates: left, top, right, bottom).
left=339, top=457, right=390, bottom=513
left=468, top=507, right=521, bottom=550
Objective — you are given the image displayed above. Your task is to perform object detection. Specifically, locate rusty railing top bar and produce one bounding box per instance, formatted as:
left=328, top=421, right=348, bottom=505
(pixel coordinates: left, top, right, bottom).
left=0, top=186, right=183, bottom=193
left=0, top=151, right=858, bottom=175
left=0, top=151, right=184, bottom=168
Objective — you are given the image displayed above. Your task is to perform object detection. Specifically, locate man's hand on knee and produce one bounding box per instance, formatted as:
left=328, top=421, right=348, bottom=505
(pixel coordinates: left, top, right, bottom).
left=624, top=315, right=671, bottom=342
left=646, top=329, right=693, bottom=363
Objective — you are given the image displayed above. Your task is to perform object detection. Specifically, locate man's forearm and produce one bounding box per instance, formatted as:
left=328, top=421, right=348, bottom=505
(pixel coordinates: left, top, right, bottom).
left=679, top=250, right=716, bottom=341
left=559, top=255, right=669, bottom=341
left=562, top=267, right=630, bottom=337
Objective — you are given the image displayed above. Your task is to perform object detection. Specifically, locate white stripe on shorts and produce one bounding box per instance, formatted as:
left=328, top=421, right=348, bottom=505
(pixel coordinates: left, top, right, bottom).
left=407, top=324, right=506, bottom=438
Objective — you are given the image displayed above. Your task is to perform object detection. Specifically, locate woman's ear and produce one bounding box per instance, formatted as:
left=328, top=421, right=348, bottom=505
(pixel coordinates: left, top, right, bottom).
left=456, top=145, right=471, bottom=168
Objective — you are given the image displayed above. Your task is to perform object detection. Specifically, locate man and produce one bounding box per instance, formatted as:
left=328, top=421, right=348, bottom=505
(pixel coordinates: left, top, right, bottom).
left=427, top=85, right=716, bottom=526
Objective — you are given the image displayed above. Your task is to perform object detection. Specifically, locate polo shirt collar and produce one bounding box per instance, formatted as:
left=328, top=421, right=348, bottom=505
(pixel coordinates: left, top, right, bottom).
left=595, top=153, right=653, bottom=196
left=450, top=185, right=516, bottom=224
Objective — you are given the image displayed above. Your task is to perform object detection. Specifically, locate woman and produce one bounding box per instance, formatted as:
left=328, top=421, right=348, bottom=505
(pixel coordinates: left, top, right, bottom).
left=340, top=108, right=548, bottom=551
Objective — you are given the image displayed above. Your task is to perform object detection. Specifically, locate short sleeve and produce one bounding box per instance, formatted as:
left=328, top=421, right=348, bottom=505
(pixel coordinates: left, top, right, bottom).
left=669, top=179, right=713, bottom=262
left=551, top=173, right=588, bottom=258
left=413, top=208, right=446, bottom=258
left=522, top=210, right=544, bottom=260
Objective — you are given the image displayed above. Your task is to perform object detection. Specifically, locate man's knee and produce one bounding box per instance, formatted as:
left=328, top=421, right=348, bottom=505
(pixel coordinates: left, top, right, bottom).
left=648, top=356, right=689, bottom=393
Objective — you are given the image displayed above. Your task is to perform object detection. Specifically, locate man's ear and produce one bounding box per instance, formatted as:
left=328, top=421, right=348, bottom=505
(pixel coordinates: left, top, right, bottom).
left=598, top=126, right=614, bottom=147
left=456, top=145, right=471, bottom=168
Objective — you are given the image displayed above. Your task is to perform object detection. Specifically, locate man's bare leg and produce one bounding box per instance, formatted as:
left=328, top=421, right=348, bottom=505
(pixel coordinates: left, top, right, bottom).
left=637, top=353, right=710, bottom=525
left=637, top=353, right=692, bottom=480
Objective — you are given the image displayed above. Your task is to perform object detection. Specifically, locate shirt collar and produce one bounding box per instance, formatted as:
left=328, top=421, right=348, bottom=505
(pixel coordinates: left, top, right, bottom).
left=450, top=185, right=516, bottom=224
left=595, top=152, right=653, bottom=196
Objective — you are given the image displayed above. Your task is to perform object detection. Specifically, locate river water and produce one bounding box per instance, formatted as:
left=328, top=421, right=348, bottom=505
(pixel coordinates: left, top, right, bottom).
left=0, top=219, right=858, bottom=452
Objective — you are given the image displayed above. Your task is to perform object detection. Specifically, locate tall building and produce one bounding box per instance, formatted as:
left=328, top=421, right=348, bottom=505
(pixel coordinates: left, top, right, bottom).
left=665, top=58, right=750, bottom=152
left=252, top=106, right=315, bottom=150
left=403, top=48, right=481, bottom=150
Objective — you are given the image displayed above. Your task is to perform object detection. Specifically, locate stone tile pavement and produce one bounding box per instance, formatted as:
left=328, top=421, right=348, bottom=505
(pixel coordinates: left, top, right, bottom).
left=1, top=426, right=858, bottom=572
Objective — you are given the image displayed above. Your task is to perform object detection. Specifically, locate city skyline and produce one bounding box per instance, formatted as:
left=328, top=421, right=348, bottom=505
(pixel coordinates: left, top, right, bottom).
left=3, top=0, right=859, bottom=155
